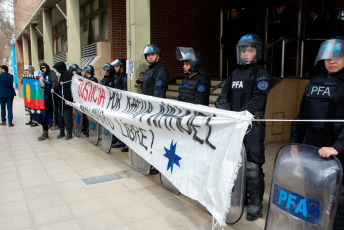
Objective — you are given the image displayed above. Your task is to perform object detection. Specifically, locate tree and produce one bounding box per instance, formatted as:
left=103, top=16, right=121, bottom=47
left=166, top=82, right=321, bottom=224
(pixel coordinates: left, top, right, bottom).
left=0, top=0, right=14, bottom=63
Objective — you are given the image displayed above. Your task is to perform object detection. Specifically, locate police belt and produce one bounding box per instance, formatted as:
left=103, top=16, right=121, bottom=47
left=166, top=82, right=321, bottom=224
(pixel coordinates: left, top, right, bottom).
left=309, top=127, right=332, bottom=135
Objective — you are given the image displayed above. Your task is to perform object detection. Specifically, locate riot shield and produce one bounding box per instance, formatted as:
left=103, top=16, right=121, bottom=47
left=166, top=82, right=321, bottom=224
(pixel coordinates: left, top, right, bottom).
left=88, top=116, right=99, bottom=146
left=74, top=109, right=83, bottom=138
left=160, top=174, right=180, bottom=195
left=226, top=145, right=247, bottom=224
left=130, top=149, right=151, bottom=175
left=101, top=127, right=112, bottom=153
left=265, top=144, right=343, bottom=230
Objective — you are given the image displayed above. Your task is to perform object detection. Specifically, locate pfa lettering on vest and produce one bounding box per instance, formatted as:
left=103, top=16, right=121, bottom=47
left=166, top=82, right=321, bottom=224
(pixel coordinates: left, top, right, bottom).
left=308, top=85, right=334, bottom=98
left=232, top=81, right=243, bottom=89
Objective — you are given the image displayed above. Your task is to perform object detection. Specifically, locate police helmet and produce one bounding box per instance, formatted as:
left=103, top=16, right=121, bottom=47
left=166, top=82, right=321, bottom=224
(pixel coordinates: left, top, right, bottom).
left=236, top=34, right=262, bottom=65
left=111, top=58, right=126, bottom=68
left=176, top=47, right=203, bottom=72
left=143, top=44, right=160, bottom=63
left=82, top=65, right=94, bottom=77
left=101, top=63, right=115, bottom=76
left=69, top=64, right=81, bottom=75
left=314, top=38, right=344, bottom=65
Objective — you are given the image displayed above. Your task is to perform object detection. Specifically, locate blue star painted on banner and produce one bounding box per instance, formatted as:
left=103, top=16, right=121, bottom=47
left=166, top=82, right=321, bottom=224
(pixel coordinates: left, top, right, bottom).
left=164, top=141, right=182, bottom=174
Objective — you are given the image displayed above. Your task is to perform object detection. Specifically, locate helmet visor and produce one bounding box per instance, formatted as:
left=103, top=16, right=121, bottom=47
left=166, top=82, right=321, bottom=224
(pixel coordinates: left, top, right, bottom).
left=101, top=69, right=107, bottom=77
left=236, top=45, right=260, bottom=65
left=81, top=69, right=86, bottom=77
left=176, top=47, right=196, bottom=62
left=315, top=39, right=344, bottom=65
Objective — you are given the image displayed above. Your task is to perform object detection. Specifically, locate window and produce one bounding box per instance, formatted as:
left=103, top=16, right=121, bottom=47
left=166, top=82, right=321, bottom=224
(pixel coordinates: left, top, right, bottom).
left=80, top=0, right=107, bottom=46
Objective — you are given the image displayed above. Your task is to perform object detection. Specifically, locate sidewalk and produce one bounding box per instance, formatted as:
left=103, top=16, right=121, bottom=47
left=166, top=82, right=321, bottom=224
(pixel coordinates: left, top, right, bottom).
left=0, top=95, right=287, bottom=230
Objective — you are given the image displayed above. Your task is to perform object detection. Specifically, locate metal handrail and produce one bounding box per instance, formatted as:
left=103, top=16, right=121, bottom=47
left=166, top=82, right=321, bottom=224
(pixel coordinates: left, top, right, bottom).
left=210, top=37, right=327, bottom=94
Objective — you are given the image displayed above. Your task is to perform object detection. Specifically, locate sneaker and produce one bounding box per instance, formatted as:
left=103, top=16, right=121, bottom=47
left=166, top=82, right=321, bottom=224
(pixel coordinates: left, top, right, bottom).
left=65, top=132, right=73, bottom=140
left=25, top=121, right=33, bottom=125
left=30, top=123, right=39, bottom=127
left=57, top=131, right=65, bottom=139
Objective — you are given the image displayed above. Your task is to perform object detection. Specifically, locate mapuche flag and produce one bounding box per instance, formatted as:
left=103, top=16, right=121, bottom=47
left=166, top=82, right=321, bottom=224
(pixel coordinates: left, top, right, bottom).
left=22, top=75, right=45, bottom=115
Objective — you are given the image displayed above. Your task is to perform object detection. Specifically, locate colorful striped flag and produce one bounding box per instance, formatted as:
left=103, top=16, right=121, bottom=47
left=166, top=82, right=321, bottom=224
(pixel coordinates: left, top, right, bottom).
left=22, top=75, right=45, bottom=114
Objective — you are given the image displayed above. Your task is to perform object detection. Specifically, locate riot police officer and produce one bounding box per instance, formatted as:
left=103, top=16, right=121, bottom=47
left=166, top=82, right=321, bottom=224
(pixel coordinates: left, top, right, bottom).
left=215, top=34, right=271, bottom=221
left=69, top=64, right=81, bottom=76
left=81, top=65, right=98, bottom=137
left=142, top=44, right=169, bottom=98
left=290, top=37, right=344, bottom=229
left=176, top=47, right=211, bottom=105
left=82, top=65, right=98, bottom=83
left=142, top=44, right=169, bottom=174
left=112, top=58, right=127, bottom=91
left=111, top=58, right=129, bottom=152
left=100, top=63, right=115, bottom=87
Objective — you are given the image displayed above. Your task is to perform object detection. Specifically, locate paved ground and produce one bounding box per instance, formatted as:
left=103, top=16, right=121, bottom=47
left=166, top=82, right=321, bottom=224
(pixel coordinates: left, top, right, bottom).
left=0, top=95, right=287, bottom=230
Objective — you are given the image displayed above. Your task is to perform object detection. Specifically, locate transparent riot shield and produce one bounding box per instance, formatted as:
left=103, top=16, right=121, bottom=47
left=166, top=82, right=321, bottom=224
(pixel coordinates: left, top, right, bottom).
left=226, top=145, right=247, bottom=224
left=101, top=127, right=112, bottom=153
left=88, top=116, right=99, bottom=146
left=74, top=109, right=83, bottom=138
left=265, top=144, right=343, bottom=230
left=130, top=149, right=151, bottom=175
left=160, top=174, right=180, bottom=195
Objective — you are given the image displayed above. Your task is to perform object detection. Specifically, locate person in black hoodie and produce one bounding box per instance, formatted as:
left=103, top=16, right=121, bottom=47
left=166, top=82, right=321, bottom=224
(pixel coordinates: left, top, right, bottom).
left=37, top=63, right=59, bottom=141
left=215, top=34, right=272, bottom=221
left=53, top=61, right=73, bottom=140
left=290, top=37, right=344, bottom=229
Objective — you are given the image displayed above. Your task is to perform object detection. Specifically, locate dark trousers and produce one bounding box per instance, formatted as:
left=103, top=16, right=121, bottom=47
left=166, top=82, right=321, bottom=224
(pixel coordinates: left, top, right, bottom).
left=42, top=118, right=49, bottom=131
left=0, top=96, right=14, bottom=123
left=52, top=94, right=60, bottom=125
left=59, top=109, right=72, bottom=133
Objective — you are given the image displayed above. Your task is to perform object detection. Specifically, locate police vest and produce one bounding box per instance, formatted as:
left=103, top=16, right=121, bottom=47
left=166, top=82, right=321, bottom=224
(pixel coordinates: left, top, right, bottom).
left=142, top=64, right=163, bottom=96
left=230, top=69, right=253, bottom=111
left=100, top=75, right=115, bottom=88
left=178, top=73, right=204, bottom=103
left=304, top=76, right=344, bottom=129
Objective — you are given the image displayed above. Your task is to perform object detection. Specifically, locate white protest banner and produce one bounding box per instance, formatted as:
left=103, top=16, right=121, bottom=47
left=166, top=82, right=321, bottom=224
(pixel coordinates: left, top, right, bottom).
left=69, top=75, right=252, bottom=226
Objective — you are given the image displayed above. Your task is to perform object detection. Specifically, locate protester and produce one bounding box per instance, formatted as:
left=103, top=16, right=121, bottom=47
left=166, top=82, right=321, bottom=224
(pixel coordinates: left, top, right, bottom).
left=54, top=61, right=73, bottom=140
left=289, top=37, right=344, bottom=229
left=0, top=65, right=16, bottom=127
left=216, top=34, right=271, bottom=221
left=176, top=47, right=211, bottom=106
left=36, top=63, right=57, bottom=141
left=111, top=58, right=128, bottom=152
left=22, top=68, right=39, bottom=127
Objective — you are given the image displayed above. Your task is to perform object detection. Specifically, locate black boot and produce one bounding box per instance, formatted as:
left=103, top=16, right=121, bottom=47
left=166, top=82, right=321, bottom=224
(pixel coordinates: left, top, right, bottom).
left=246, top=162, right=264, bottom=221
left=25, top=121, right=33, bottom=125
left=121, top=146, right=129, bottom=152
left=65, top=132, right=73, bottom=140
left=57, top=131, right=65, bottom=139
left=112, top=140, right=125, bottom=148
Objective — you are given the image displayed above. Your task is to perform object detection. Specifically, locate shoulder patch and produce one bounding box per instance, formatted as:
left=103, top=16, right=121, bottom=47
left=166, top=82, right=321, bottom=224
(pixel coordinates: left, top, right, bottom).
left=257, top=80, right=269, bottom=90
left=155, top=80, right=163, bottom=87
left=197, top=85, right=206, bottom=92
